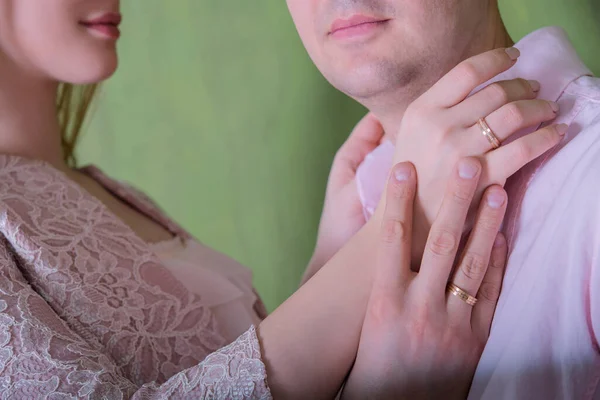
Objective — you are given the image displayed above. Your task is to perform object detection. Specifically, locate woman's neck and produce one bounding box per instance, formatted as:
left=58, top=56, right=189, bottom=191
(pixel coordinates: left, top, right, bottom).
left=0, top=61, right=67, bottom=172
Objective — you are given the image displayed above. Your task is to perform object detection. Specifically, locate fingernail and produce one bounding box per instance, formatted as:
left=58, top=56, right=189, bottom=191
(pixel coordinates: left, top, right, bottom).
left=493, top=234, right=506, bottom=248
left=528, top=80, right=541, bottom=92
left=556, top=123, right=569, bottom=136
left=549, top=101, right=559, bottom=113
left=394, top=164, right=411, bottom=181
left=486, top=191, right=506, bottom=209
left=505, top=47, right=520, bottom=60
left=458, top=159, right=479, bottom=180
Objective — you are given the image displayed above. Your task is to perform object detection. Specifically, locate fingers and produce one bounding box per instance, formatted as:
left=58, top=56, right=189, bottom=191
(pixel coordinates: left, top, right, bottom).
left=426, top=48, right=520, bottom=108
left=483, top=99, right=558, bottom=141
left=471, top=233, right=508, bottom=340
left=447, top=186, right=507, bottom=319
left=349, top=113, right=385, bottom=143
left=417, top=158, right=482, bottom=296
left=486, top=123, right=567, bottom=179
left=336, top=113, right=385, bottom=173
left=455, top=78, right=539, bottom=125
left=464, top=99, right=559, bottom=153
left=374, top=163, right=416, bottom=293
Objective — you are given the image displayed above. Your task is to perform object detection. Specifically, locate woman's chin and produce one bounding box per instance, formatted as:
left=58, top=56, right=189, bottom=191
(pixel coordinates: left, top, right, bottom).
left=55, top=57, right=119, bottom=85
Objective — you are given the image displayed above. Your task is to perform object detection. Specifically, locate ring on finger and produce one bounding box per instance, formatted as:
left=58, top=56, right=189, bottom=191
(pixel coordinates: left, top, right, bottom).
left=478, top=118, right=501, bottom=150
left=446, top=282, right=478, bottom=306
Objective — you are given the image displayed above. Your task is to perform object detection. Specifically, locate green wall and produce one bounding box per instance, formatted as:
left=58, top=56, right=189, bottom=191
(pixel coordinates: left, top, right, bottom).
left=81, top=1, right=599, bottom=311
left=500, top=0, right=600, bottom=74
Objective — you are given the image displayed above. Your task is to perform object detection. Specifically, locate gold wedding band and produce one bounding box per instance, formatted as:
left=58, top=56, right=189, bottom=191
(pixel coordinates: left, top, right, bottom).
left=477, top=118, right=501, bottom=149
left=446, top=283, right=478, bottom=306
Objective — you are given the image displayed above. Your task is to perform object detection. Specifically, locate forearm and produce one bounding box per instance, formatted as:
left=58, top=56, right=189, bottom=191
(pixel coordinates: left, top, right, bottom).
left=301, top=250, right=329, bottom=285
left=258, top=220, right=378, bottom=399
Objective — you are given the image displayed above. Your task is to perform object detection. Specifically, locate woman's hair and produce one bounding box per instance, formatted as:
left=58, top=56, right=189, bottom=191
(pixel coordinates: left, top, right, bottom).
left=57, top=83, right=98, bottom=167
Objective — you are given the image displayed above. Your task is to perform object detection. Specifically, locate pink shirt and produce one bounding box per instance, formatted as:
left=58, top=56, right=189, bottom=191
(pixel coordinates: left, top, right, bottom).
left=356, top=27, right=600, bottom=399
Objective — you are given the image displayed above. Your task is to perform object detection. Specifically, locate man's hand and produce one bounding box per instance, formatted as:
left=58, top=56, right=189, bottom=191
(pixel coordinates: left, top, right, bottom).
left=303, top=113, right=384, bottom=283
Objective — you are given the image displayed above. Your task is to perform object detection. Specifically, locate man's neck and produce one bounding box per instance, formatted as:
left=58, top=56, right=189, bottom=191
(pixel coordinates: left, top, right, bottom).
left=373, top=14, right=513, bottom=144
left=0, top=59, right=66, bottom=171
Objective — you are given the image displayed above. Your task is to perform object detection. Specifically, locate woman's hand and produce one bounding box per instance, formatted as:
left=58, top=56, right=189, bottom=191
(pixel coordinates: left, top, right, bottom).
left=305, top=114, right=384, bottom=283
left=343, top=158, right=507, bottom=399
left=393, top=48, right=565, bottom=264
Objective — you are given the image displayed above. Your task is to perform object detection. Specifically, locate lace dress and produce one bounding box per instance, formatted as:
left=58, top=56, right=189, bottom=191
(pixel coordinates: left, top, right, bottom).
left=0, top=155, right=272, bottom=399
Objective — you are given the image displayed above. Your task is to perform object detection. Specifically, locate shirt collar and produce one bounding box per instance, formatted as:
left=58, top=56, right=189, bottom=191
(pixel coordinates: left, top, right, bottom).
left=474, top=26, right=592, bottom=102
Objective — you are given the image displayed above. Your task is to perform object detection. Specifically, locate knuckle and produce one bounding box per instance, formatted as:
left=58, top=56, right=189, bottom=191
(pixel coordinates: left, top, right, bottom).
left=332, top=146, right=350, bottom=164
left=516, top=78, right=533, bottom=95
left=380, top=218, right=409, bottom=245
left=494, top=48, right=512, bottom=64
left=428, top=229, right=458, bottom=256
left=367, top=294, right=397, bottom=323
left=452, top=185, right=473, bottom=205
left=459, top=253, right=488, bottom=281
left=490, top=251, right=507, bottom=270
left=478, top=281, right=501, bottom=303
left=529, top=129, right=559, bottom=157
left=504, top=103, right=525, bottom=127
left=488, top=83, right=510, bottom=103
left=388, top=179, right=415, bottom=200
left=546, top=126, right=562, bottom=144
left=406, top=304, right=434, bottom=336
left=514, top=141, right=533, bottom=164
left=541, top=130, right=559, bottom=149
left=476, top=215, right=501, bottom=232
left=433, top=120, right=455, bottom=140
left=457, top=62, right=480, bottom=87
left=483, top=49, right=510, bottom=71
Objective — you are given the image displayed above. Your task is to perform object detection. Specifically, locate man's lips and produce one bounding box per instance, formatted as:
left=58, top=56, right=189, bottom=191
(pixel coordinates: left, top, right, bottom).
left=329, top=15, right=390, bottom=36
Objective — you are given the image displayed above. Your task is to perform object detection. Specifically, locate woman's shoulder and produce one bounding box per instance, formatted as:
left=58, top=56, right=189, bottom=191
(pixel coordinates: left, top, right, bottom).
left=0, top=153, right=59, bottom=189
left=0, top=156, right=189, bottom=239
left=0, top=154, right=70, bottom=226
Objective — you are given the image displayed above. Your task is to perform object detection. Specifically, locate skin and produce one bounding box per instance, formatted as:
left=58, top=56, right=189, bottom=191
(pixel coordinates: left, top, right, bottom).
left=286, top=0, right=513, bottom=138
left=0, top=0, right=118, bottom=167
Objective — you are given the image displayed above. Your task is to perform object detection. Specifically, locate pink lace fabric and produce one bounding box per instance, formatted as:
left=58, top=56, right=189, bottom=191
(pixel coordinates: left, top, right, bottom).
left=150, top=237, right=264, bottom=344
left=0, top=155, right=272, bottom=399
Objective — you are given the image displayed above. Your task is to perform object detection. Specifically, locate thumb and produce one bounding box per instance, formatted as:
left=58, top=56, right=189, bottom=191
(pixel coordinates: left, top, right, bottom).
left=335, top=113, right=385, bottom=175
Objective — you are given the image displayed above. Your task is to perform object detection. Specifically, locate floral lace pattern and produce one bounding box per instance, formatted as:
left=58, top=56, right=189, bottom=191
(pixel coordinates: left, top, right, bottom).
left=0, top=155, right=272, bottom=399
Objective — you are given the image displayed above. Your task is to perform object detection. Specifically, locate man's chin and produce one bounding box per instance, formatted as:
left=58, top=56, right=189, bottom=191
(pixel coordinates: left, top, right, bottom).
left=329, top=67, right=420, bottom=104
left=326, top=56, right=422, bottom=104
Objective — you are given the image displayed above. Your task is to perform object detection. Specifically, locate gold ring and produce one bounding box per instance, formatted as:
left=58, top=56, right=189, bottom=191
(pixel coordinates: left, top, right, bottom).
left=446, top=283, right=478, bottom=306
left=477, top=118, right=501, bottom=149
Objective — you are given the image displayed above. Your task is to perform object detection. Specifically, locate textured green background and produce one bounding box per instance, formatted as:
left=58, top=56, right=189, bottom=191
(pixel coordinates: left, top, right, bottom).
left=80, top=1, right=599, bottom=311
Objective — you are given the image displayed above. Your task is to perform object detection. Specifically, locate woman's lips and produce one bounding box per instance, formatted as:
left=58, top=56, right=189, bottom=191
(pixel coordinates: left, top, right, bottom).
left=81, top=12, right=122, bottom=39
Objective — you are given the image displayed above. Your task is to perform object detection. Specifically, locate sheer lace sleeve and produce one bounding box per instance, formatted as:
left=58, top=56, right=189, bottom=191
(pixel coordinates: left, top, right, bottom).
left=0, top=241, right=272, bottom=399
